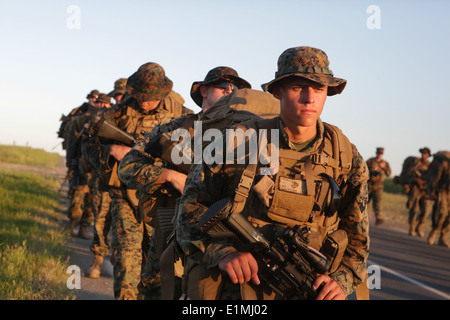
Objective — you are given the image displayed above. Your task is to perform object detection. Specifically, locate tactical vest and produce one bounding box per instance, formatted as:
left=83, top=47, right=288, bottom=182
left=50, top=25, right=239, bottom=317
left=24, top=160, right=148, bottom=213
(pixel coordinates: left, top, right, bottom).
left=235, top=118, right=353, bottom=264
left=108, top=96, right=185, bottom=205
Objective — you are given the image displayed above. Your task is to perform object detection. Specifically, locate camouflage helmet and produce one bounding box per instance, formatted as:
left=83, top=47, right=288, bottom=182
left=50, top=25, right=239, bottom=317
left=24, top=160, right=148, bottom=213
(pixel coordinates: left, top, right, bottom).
left=96, top=93, right=112, bottom=104
left=108, top=78, right=127, bottom=97
left=190, top=66, right=251, bottom=106
left=86, top=89, right=99, bottom=100
left=261, top=46, right=347, bottom=96
left=126, top=62, right=173, bottom=102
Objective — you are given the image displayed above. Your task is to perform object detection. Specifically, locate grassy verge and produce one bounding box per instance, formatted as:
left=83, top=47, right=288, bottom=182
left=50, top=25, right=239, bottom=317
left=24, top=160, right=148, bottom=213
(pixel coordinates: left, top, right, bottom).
left=0, top=144, right=61, bottom=169
left=0, top=167, right=75, bottom=300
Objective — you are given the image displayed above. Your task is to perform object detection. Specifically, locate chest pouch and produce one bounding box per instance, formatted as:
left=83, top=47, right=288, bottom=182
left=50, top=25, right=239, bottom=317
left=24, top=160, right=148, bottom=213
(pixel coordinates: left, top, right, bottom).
left=267, top=150, right=316, bottom=227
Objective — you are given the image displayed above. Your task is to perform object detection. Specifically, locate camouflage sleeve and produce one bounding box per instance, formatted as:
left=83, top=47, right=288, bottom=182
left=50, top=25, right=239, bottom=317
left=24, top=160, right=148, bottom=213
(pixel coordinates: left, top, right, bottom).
left=176, top=163, right=238, bottom=268
left=330, top=144, right=370, bottom=296
left=384, top=160, right=392, bottom=177
left=118, top=116, right=190, bottom=194
left=118, top=128, right=164, bottom=195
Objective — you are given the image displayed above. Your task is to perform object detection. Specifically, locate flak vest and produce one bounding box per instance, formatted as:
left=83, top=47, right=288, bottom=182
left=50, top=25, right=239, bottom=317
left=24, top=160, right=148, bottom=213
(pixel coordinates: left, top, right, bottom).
left=233, top=119, right=352, bottom=271
left=185, top=118, right=369, bottom=300
left=108, top=96, right=185, bottom=206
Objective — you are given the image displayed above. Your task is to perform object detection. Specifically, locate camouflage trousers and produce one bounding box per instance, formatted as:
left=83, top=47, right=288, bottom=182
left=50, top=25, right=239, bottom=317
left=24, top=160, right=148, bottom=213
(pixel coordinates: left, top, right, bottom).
left=407, top=185, right=433, bottom=227
left=368, top=184, right=383, bottom=219
left=90, top=190, right=112, bottom=257
left=110, top=191, right=152, bottom=300
left=138, top=223, right=160, bottom=299
left=67, top=183, right=93, bottom=227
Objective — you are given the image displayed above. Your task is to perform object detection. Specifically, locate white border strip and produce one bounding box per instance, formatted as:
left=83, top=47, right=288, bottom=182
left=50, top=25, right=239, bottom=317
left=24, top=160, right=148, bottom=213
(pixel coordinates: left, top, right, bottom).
left=368, top=259, right=450, bottom=300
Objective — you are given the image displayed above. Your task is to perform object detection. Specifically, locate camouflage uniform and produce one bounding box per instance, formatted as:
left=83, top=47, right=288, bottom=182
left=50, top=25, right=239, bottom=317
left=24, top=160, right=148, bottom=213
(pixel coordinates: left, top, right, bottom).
left=366, top=148, right=391, bottom=225
left=118, top=66, right=253, bottom=299
left=108, top=78, right=127, bottom=104
left=426, top=151, right=450, bottom=247
left=61, top=90, right=99, bottom=237
left=397, top=148, right=433, bottom=236
left=89, top=63, right=191, bottom=299
left=176, top=47, right=370, bottom=300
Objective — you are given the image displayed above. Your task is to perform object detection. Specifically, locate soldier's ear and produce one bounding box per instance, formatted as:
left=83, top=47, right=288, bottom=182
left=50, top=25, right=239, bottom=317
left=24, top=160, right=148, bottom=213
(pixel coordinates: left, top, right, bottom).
left=199, top=85, right=209, bottom=99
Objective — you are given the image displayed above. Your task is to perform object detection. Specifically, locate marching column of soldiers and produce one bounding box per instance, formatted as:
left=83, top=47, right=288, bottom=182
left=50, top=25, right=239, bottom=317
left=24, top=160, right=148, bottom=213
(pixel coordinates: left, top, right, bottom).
left=57, top=47, right=449, bottom=301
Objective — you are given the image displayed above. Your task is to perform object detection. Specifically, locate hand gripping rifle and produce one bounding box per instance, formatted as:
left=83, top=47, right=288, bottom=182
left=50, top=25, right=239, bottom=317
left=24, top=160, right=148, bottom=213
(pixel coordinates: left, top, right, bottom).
left=198, top=198, right=331, bottom=300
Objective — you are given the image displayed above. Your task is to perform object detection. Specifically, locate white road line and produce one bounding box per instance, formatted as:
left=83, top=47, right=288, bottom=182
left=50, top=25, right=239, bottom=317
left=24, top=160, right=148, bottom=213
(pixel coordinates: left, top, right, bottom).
left=368, top=259, right=450, bottom=300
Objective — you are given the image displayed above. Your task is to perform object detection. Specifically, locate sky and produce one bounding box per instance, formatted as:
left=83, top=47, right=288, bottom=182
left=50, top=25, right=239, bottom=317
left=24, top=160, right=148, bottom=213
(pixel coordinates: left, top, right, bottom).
left=0, top=0, right=449, bottom=176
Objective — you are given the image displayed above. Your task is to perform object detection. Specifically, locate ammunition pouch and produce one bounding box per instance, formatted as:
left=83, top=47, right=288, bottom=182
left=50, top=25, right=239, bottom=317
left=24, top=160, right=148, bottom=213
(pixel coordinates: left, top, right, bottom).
left=320, top=229, right=348, bottom=274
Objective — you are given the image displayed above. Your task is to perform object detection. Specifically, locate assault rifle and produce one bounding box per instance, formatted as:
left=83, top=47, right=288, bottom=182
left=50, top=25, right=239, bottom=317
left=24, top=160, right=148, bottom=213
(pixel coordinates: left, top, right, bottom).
left=84, top=114, right=137, bottom=147
left=198, top=198, right=331, bottom=300
left=144, top=127, right=191, bottom=173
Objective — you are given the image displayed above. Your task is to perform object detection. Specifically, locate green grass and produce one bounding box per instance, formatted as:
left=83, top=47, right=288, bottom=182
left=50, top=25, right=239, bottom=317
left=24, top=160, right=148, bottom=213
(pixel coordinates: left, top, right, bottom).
left=0, top=167, right=75, bottom=300
left=0, top=144, right=61, bottom=169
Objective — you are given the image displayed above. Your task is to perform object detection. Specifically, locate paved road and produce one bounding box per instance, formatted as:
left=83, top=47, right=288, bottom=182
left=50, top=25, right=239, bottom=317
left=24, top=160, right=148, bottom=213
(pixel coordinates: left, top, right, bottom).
left=65, top=224, right=115, bottom=300
left=364, top=219, right=450, bottom=300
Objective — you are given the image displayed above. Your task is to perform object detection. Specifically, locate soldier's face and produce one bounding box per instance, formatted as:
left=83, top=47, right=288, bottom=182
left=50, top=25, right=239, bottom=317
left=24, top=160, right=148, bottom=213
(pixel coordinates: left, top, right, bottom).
left=200, top=84, right=234, bottom=111
left=274, top=78, right=327, bottom=128
left=140, top=100, right=161, bottom=111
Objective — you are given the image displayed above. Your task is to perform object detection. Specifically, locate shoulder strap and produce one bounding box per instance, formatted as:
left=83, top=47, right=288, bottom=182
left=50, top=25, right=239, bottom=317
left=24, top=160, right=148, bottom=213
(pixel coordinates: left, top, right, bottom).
left=322, top=122, right=353, bottom=180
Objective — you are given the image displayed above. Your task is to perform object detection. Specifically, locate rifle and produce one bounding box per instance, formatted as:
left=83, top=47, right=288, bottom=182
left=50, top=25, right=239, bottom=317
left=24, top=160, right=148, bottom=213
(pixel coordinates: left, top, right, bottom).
left=198, top=198, right=331, bottom=300
left=144, top=126, right=191, bottom=173
left=84, top=114, right=137, bottom=147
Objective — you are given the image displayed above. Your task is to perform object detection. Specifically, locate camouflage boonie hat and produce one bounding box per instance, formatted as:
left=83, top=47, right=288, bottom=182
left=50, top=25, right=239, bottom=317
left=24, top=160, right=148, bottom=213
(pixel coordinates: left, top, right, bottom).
left=126, top=63, right=173, bottom=101
left=86, top=89, right=99, bottom=99
left=190, top=66, right=251, bottom=106
left=108, top=78, right=127, bottom=97
left=96, top=93, right=111, bottom=104
left=261, top=46, right=347, bottom=96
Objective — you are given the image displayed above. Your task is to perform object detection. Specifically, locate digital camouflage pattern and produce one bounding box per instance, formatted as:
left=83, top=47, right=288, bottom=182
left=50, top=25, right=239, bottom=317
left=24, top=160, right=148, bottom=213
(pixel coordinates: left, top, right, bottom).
left=261, top=46, right=347, bottom=96
left=190, top=66, right=252, bottom=106
left=86, top=73, right=190, bottom=299
left=176, top=117, right=370, bottom=298
left=118, top=114, right=197, bottom=299
left=126, top=63, right=173, bottom=102
left=109, top=78, right=127, bottom=97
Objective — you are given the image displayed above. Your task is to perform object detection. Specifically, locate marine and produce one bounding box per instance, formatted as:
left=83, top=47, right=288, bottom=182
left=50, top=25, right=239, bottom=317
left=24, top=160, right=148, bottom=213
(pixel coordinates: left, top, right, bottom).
left=118, top=66, right=256, bottom=299
left=176, top=46, right=370, bottom=300
left=426, top=151, right=450, bottom=247
left=60, top=89, right=100, bottom=237
left=366, top=147, right=391, bottom=225
left=87, top=62, right=191, bottom=299
left=396, top=147, right=433, bottom=236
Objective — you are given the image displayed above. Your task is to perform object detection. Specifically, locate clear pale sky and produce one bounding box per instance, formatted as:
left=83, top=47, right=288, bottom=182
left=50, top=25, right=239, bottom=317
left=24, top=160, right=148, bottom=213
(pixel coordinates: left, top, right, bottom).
left=0, top=0, right=449, bottom=175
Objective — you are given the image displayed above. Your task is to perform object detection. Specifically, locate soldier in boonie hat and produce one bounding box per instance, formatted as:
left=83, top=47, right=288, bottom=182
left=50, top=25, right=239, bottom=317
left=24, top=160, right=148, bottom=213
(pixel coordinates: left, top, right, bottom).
left=96, top=93, right=112, bottom=108
left=419, top=147, right=431, bottom=155
left=262, top=46, right=347, bottom=96
left=86, top=89, right=100, bottom=101
left=109, top=78, right=127, bottom=103
left=190, top=66, right=251, bottom=107
left=126, top=63, right=173, bottom=103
